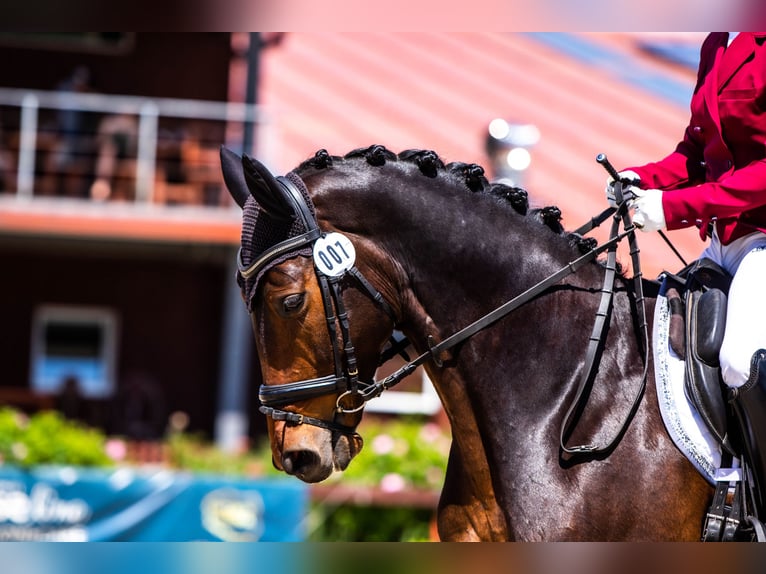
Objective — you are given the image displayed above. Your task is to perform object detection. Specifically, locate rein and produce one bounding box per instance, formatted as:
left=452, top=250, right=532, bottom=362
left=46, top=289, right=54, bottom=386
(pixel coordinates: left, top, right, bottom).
left=360, top=193, right=649, bottom=443
left=360, top=222, right=636, bottom=396
left=559, top=183, right=650, bottom=456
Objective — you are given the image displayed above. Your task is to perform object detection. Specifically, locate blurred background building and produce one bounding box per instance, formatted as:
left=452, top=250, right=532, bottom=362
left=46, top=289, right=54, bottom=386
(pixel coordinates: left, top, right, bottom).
left=0, top=33, right=265, bottom=453
left=0, top=32, right=706, bottom=455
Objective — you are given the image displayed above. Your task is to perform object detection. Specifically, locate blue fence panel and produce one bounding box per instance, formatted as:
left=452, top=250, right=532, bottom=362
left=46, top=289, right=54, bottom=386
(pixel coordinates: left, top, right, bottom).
left=0, top=465, right=308, bottom=541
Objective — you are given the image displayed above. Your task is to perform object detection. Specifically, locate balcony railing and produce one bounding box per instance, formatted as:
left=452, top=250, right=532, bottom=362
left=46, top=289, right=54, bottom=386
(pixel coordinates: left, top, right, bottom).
left=0, top=87, right=262, bottom=208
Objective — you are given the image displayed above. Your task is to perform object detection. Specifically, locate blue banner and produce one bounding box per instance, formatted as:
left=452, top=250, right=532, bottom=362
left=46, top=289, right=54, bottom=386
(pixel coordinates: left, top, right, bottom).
left=0, top=465, right=308, bottom=541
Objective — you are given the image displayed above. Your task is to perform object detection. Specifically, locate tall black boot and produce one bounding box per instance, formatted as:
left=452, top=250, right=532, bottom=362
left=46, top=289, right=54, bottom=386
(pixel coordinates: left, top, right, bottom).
left=729, top=349, right=766, bottom=518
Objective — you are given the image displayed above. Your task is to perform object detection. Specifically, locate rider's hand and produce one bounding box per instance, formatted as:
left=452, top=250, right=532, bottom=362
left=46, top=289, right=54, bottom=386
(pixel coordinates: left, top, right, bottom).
left=632, top=188, right=666, bottom=232
left=605, top=170, right=640, bottom=207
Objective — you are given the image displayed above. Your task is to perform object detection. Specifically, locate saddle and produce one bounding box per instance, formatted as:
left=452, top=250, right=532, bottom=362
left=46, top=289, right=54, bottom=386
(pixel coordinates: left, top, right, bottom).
left=658, top=259, right=766, bottom=541
left=661, top=257, right=735, bottom=456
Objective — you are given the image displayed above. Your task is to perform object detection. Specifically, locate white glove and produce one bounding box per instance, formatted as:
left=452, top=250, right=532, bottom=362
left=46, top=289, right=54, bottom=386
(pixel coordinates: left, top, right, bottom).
left=632, top=188, right=666, bottom=232
left=605, top=170, right=641, bottom=207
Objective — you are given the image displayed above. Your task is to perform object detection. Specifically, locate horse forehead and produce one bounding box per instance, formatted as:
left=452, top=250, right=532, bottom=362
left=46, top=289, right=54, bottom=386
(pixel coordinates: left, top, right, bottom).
left=263, top=258, right=315, bottom=289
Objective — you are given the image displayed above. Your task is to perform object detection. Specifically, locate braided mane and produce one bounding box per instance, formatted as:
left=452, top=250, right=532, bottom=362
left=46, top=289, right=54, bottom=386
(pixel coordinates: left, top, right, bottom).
left=296, top=144, right=598, bottom=256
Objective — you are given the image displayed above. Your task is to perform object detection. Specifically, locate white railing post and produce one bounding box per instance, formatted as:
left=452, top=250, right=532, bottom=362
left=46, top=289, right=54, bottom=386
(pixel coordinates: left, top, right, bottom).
left=16, top=93, right=39, bottom=200
left=135, top=101, right=159, bottom=203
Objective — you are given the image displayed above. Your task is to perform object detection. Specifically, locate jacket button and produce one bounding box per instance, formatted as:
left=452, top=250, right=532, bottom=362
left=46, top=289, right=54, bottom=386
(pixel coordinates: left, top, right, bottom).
left=693, top=126, right=703, bottom=133
left=727, top=160, right=732, bottom=169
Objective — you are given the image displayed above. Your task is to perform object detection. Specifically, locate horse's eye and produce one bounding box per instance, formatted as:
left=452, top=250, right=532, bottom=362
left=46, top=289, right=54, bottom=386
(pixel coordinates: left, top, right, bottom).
left=282, top=293, right=305, bottom=314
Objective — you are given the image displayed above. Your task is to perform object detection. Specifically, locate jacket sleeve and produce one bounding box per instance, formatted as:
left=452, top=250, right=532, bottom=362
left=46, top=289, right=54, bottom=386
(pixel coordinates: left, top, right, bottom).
left=661, top=158, right=766, bottom=230
left=628, top=130, right=706, bottom=192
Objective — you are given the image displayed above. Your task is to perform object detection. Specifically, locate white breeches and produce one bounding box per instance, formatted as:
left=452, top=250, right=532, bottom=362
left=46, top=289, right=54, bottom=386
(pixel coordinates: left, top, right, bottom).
left=700, top=230, right=766, bottom=388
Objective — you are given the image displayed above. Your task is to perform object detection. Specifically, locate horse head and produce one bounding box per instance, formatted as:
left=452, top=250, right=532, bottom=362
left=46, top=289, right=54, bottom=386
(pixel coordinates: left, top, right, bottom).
left=221, top=147, right=397, bottom=482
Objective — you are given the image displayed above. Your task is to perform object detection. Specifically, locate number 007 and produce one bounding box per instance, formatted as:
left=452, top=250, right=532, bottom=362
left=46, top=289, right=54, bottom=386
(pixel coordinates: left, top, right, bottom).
left=318, top=241, right=350, bottom=270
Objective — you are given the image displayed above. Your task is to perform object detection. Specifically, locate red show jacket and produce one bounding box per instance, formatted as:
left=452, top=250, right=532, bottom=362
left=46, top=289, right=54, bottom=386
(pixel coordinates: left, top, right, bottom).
left=628, top=32, right=766, bottom=244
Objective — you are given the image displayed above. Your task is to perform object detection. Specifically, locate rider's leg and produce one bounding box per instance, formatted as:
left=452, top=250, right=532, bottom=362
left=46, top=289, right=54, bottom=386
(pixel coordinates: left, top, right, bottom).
left=720, top=244, right=766, bottom=515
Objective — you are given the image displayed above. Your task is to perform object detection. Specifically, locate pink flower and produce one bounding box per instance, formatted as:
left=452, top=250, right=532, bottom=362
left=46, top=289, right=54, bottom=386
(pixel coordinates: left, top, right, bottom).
left=419, top=423, right=441, bottom=443
left=105, top=438, right=127, bottom=461
left=380, top=472, right=406, bottom=493
left=371, top=434, right=395, bottom=455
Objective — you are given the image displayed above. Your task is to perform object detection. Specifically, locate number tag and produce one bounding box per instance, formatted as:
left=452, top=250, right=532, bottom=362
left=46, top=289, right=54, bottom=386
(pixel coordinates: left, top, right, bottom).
left=313, top=233, right=356, bottom=277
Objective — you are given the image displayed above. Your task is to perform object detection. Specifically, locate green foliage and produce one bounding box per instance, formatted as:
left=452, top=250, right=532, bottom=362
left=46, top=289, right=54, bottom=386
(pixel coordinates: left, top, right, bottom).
left=337, top=415, right=450, bottom=490
left=0, top=408, right=112, bottom=467
left=306, top=415, right=450, bottom=542
left=308, top=504, right=433, bottom=542
left=165, top=431, right=277, bottom=477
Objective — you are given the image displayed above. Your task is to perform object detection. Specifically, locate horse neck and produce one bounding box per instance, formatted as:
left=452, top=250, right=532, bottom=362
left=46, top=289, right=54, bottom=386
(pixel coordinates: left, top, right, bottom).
left=366, top=192, right=601, bottom=341
left=321, top=171, right=659, bottom=538
left=311, top=166, right=607, bottom=352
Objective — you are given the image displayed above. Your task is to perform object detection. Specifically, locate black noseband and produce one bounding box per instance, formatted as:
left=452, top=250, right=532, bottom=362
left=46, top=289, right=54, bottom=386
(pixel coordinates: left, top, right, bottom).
left=258, top=375, right=343, bottom=407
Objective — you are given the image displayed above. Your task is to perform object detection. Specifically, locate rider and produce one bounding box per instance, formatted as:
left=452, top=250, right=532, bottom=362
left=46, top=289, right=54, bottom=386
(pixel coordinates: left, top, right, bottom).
left=607, top=32, right=766, bottom=515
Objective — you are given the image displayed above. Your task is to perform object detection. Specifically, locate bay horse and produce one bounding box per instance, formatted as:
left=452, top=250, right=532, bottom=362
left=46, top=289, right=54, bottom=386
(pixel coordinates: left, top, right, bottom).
left=220, top=144, right=714, bottom=541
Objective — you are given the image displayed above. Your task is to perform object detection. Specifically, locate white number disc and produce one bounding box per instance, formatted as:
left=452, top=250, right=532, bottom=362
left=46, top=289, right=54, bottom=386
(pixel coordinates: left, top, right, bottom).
left=313, top=232, right=356, bottom=277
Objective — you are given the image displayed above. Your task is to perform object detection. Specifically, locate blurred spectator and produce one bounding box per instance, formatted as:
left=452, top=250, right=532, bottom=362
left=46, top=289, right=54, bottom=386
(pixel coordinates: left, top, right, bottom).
left=55, top=66, right=92, bottom=161
left=90, top=112, right=139, bottom=202
left=46, top=66, right=96, bottom=198
left=154, top=125, right=214, bottom=205
left=156, top=127, right=189, bottom=185
left=112, top=371, right=166, bottom=440
left=0, top=120, right=15, bottom=193
left=57, top=375, right=87, bottom=422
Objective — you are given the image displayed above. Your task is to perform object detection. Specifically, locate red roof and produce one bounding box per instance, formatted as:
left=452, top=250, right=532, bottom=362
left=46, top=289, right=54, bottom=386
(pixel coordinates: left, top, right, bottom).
left=257, top=32, right=706, bottom=277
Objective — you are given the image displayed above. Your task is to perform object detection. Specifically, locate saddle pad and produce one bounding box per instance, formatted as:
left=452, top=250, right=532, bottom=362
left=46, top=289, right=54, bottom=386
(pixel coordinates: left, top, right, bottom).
left=653, top=291, right=721, bottom=484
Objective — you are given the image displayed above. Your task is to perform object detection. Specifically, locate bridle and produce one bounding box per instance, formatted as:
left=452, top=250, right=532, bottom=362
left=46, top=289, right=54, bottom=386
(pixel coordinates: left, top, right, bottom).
left=239, top=174, right=397, bottom=437
left=243, top=163, right=651, bottom=455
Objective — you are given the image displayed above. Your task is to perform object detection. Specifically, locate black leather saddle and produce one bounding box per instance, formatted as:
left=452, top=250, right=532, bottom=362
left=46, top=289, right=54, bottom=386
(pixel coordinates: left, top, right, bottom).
left=661, top=258, right=735, bottom=456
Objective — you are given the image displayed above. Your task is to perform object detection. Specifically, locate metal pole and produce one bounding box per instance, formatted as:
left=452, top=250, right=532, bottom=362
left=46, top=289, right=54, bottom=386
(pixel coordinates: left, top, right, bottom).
left=215, top=251, right=254, bottom=453
left=214, top=33, right=261, bottom=452
left=242, top=32, right=260, bottom=155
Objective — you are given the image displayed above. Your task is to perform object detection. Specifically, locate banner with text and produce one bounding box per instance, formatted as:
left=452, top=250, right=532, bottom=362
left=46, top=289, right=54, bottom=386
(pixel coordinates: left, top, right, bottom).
left=0, top=465, right=307, bottom=541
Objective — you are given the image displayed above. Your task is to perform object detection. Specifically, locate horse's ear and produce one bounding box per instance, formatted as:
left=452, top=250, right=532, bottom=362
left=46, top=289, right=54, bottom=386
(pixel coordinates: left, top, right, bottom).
left=241, top=153, right=296, bottom=222
left=219, top=146, right=251, bottom=208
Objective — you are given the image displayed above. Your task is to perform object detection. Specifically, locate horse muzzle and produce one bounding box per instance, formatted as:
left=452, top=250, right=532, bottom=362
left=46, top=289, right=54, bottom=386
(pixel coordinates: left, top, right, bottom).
left=275, top=425, right=362, bottom=483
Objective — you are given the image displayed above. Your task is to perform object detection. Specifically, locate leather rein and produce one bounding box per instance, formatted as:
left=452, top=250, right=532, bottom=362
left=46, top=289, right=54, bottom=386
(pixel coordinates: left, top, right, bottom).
left=245, top=171, right=649, bottom=453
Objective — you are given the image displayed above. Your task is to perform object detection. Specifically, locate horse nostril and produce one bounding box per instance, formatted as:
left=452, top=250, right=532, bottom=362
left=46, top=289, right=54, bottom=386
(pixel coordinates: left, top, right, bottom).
left=282, top=449, right=320, bottom=476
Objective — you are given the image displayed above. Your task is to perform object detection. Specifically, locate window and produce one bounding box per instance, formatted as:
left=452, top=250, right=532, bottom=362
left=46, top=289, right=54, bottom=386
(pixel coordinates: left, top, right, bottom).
left=30, top=306, right=118, bottom=398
